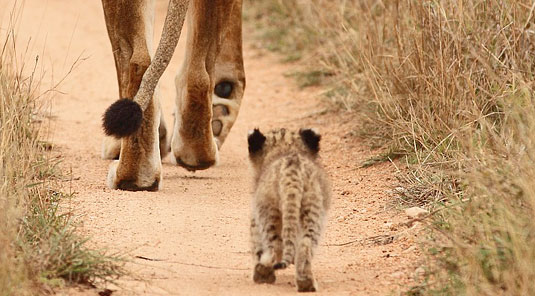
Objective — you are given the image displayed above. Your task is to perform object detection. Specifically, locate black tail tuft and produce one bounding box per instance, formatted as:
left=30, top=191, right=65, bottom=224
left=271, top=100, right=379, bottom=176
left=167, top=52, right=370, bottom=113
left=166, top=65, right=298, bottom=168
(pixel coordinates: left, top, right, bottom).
left=102, top=98, right=143, bottom=138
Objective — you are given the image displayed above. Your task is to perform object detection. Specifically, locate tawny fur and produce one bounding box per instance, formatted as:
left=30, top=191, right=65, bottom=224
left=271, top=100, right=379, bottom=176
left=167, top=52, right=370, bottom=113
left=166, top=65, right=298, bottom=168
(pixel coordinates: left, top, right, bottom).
left=133, top=0, right=188, bottom=111
left=248, top=128, right=331, bottom=292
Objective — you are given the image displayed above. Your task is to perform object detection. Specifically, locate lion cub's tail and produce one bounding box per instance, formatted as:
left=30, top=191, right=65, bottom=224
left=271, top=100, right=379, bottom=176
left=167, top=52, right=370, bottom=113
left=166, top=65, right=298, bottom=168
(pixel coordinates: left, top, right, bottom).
left=276, top=155, right=304, bottom=269
left=102, top=0, right=188, bottom=138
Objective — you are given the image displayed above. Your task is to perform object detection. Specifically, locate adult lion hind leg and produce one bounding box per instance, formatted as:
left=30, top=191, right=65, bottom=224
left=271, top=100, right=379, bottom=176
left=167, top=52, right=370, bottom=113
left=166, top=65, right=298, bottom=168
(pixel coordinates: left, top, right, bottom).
left=101, top=0, right=162, bottom=191
left=101, top=136, right=121, bottom=160
left=171, top=0, right=236, bottom=171
left=107, top=101, right=162, bottom=191
left=101, top=88, right=168, bottom=160
left=101, top=101, right=168, bottom=160
left=211, top=0, right=245, bottom=149
left=156, top=86, right=170, bottom=158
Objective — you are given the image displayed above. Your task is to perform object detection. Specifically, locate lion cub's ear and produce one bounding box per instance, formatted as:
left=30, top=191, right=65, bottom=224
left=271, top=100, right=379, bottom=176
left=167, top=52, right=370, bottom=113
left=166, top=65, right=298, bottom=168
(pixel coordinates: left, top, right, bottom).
left=248, top=129, right=266, bottom=154
left=299, top=128, right=321, bottom=153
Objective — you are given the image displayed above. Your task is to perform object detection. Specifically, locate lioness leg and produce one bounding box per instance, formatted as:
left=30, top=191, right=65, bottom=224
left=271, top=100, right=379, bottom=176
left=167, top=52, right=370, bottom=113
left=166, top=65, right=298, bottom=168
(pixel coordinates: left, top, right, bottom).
left=156, top=87, right=170, bottom=158
left=101, top=0, right=162, bottom=191
left=101, top=0, right=169, bottom=161
left=102, top=87, right=168, bottom=160
left=171, top=0, right=235, bottom=171
left=211, top=0, right=245, bottom=149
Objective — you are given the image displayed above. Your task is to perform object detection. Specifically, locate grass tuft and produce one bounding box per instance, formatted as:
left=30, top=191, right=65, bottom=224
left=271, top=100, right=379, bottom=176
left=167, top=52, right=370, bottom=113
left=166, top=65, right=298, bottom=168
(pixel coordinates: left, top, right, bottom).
left=0, top=9, right=123, bottom=295
left=246, top=0, right=535, bottom=294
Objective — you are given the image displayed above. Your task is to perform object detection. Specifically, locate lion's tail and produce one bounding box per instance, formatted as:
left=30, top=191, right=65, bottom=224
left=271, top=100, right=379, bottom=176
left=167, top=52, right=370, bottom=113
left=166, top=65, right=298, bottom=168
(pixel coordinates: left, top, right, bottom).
left=102, top=0, right=188, bottom=138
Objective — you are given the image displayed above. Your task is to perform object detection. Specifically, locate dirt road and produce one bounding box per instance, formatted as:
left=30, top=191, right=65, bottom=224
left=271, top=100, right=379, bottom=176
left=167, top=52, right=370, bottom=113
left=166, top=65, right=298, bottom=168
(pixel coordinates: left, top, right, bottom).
left=9, top=0, right=422, bottom=295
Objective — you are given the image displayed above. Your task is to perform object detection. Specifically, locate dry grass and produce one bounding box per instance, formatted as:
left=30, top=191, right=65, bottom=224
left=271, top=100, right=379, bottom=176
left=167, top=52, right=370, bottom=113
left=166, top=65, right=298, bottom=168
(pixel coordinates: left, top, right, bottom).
left=0, top=11, right=123, bottom=295
left=246, top=0, right=535, bottom=294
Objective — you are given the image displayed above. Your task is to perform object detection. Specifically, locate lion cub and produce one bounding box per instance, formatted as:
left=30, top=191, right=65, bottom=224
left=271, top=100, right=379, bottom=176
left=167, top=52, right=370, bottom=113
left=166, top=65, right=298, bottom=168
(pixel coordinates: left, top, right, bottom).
left=248, top=128, right=331, bottom=292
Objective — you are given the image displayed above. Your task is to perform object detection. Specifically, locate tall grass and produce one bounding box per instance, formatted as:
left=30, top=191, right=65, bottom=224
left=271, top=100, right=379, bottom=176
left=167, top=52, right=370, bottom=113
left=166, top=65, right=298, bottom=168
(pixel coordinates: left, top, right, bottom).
left=0, top=13, right=123, bottom=295
left=0, top=27, right=36, bottom=294
left=246, top=0, right=535, bottom=294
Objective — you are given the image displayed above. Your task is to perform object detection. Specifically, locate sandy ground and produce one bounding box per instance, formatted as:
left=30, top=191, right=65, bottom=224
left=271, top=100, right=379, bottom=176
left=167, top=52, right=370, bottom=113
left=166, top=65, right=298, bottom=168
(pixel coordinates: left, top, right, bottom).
left=5, top=0, right=424, bottom=295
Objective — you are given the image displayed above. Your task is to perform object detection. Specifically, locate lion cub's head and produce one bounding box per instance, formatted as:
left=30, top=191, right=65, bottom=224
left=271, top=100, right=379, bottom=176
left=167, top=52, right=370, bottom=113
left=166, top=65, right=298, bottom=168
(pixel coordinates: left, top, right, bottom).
left=247, top=128, right=321, bottom=170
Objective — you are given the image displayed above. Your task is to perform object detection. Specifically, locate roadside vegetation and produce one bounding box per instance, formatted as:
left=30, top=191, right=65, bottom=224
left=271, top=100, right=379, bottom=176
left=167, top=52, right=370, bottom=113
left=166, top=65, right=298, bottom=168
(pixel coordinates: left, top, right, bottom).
left=245, top=0, right=535, bottom=294
left=0, top=12, right=122, bottom=295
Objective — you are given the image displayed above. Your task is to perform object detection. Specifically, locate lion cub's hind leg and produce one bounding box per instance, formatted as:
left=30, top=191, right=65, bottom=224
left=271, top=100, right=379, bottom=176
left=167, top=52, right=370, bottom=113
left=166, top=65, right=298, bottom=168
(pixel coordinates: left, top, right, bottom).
left=251, top=217, right=276, bottom=284
left=294, top=190, right=325, bottom=292
left=251, top=203, right=282, bottom=284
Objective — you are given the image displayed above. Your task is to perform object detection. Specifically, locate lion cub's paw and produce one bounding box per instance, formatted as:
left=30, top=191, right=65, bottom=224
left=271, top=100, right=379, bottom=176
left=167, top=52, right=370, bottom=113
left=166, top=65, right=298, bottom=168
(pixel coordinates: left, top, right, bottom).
left=253, top=263, right=276, bottom=284
left=296, top=277, right=318, bottom=293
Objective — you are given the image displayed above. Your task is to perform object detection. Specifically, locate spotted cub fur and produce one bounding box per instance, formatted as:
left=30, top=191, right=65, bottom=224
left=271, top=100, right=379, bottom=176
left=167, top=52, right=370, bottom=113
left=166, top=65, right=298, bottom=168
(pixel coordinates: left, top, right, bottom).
left=248, top=128, right=331, bottom=292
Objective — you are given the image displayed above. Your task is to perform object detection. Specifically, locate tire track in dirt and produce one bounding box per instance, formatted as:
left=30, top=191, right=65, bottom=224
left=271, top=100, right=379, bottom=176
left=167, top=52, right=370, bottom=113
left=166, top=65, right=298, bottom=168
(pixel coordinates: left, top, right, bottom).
left=10, top=0, right=422, bottom=295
